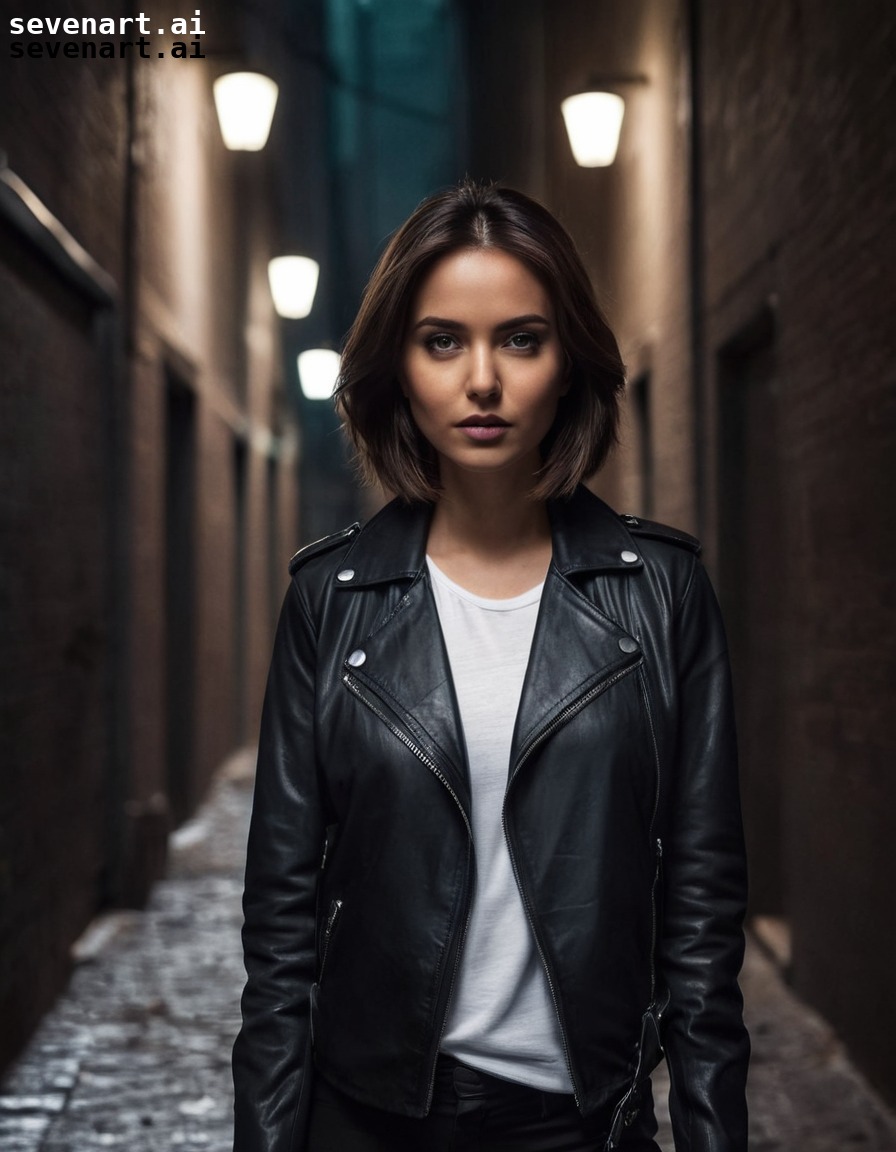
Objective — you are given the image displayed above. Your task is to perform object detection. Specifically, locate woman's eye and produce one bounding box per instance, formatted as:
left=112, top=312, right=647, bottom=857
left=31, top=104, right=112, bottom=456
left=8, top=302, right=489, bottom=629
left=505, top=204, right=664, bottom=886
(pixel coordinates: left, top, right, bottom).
left=507, top=332, right=539, bottom=351
left=427, top=334, right=458, bottom=352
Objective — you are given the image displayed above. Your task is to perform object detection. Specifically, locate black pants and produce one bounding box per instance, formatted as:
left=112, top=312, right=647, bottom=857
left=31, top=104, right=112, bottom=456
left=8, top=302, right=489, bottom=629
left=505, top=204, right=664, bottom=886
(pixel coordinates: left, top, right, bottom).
left=307, top=1056, right=661, bottom=1151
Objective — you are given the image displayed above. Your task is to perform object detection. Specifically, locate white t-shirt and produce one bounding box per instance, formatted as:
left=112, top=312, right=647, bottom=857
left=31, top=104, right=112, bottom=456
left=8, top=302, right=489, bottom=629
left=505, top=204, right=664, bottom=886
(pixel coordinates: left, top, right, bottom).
left=427, top=557, right=573, bottom=1093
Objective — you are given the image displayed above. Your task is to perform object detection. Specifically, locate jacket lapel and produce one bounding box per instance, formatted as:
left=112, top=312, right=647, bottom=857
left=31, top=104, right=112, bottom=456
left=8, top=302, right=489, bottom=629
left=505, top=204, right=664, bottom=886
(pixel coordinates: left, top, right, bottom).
left=344, top=572, right=472, bottom=814
left=338, top=486, right=643, bottom=800
left=336, top=500, right=471, bottom=815
left=508, top=486, right=644, bottom=776
left=510, top=566, right=640, bottom=777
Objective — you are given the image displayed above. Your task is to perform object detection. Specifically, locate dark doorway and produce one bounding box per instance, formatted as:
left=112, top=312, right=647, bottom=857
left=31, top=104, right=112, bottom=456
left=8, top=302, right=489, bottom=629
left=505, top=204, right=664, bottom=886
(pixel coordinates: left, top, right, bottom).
left=717, top=309, right=785, bottom=917
left=629, top=371, right=654, bottom=518
left=266, top=452, right=281, bottom=634
left=164, top=372, right=197, bottom=825
left=233, top=436, right=248, bottom=744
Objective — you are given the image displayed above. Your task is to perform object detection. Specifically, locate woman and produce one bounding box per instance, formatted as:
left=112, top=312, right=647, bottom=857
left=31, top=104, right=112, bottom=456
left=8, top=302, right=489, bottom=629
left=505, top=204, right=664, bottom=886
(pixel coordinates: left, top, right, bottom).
left=232, top=182, right=749, bottom=1152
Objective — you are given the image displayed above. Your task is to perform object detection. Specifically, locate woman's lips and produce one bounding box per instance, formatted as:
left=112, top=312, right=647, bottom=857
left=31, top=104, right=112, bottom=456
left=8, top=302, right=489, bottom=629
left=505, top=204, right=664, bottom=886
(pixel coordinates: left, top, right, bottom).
left=457, top=424, right=509, bottom=442
left=456, top=417, right=510, bottom=442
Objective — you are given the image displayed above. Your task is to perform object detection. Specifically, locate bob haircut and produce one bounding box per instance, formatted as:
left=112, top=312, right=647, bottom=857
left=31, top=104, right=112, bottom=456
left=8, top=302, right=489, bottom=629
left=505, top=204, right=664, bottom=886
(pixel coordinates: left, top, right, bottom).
left=335, top=181, right=625, bottom=503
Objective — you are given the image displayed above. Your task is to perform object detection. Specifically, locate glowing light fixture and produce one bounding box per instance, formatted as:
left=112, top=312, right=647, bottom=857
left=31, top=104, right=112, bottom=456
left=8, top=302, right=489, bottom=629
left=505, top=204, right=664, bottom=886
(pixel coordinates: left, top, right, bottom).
left=561, top=91, right=626, bottom=167
left=298, top=349, right=341, bottom=401
left=268, top=256, right=319, bottom=319
left=213, top=72, right=279, bottom=151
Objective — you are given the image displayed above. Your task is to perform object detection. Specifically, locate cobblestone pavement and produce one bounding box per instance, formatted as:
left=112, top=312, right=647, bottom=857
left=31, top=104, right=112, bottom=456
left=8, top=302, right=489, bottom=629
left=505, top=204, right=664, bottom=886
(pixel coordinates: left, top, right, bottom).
left=3, top=749, right=896, bottom=1151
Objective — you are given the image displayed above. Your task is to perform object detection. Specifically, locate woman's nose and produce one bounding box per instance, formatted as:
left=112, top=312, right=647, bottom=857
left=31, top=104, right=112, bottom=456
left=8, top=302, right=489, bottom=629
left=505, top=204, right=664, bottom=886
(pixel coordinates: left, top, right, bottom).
left=466, top=346, right=500, bottom=400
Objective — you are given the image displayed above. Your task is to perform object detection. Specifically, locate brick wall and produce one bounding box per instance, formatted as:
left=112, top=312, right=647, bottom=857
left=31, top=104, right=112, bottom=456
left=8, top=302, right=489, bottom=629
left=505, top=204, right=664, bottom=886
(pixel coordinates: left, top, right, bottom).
left=0, top=0, right=130, bottom=1069
left=0, top=242, right=112, bottom=1064
left=698, top=0, right=896, bottom=1103
left=468, top=0, right=896, bottom=1108
left=0, top=0, right=303, bottom=1072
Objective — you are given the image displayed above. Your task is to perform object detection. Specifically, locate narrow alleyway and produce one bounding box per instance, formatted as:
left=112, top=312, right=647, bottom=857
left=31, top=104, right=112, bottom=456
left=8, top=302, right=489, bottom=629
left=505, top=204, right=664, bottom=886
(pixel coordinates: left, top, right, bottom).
left=2, top=752, right=895, bottom=1152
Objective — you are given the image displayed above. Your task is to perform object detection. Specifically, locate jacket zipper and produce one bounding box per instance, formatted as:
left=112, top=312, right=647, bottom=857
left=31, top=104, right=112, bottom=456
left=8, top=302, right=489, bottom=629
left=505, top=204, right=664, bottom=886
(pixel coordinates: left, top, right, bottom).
left=426, top=840, right=473, bottom=1111
left=501, top=815, right=581, bottom=1107
left=318, top=897, right=342, bottom=984
left=342, top=674, right=471, bottom=839
left=649, top=838, right=663, bottom=1004
left=638, top=667, right=662, bottom=838
left=638, top=667, right=665, bottom=1012
left=510, top=658, right=642, bottom=786
left=604, top=670, right=666, bottom=1146
left=342, top=672, right=474, bottom=1113
left=504, top=656, right=643, bottom=1109
left=607, top=837, right=664, bottom=1146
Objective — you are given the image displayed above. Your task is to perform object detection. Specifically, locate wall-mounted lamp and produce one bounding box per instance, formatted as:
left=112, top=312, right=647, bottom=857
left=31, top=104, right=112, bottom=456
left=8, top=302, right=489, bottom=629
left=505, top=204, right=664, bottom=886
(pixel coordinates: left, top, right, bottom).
left=213, top=72, right=279, bottom=151
left=561, top=75, right=647, bottom=167
left=298, top=349, right=341, bottom=401
left=268, top=256, right=319, bottom=319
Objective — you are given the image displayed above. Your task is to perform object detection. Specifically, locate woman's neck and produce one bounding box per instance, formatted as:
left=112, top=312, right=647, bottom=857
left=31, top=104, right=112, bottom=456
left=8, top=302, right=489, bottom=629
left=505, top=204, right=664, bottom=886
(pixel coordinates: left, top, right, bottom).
left=426, top=469, right=552, bottom=598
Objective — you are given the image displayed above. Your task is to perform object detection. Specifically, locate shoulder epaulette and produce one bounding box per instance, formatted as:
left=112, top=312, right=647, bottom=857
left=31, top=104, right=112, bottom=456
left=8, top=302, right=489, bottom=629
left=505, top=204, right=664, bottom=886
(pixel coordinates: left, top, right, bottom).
left=288, top=522, right=361, bottom=576
left=619, top=513, right=701, bottom=556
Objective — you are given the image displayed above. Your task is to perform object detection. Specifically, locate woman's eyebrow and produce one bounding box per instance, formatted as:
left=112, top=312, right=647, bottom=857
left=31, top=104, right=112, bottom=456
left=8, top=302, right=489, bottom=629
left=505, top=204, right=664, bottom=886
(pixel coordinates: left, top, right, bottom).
left=495, top=314, right=551, bottom=330
left=412, top=315, right=464, bottom=331
left=411, top=313, right=551, bottom=331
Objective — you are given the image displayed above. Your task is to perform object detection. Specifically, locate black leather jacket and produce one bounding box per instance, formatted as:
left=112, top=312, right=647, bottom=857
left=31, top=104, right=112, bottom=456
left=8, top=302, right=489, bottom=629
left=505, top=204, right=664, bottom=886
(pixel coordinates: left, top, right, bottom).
left=232, top=485, right=749, bottom=1152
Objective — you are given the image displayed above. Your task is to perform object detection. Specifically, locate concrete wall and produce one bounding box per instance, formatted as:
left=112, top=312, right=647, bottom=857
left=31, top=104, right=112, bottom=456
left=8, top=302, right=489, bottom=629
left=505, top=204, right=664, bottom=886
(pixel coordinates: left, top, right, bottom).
left=543, top=0, right=694, bottom=527
left=0, top=0, right=302, bottom=1072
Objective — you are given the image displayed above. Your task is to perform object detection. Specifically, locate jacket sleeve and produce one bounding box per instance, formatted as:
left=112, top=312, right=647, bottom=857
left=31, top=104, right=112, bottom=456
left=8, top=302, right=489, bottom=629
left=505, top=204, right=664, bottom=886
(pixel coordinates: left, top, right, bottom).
left=659, top=558, right=750, bottom=1152
left=232, top=576, right=325, bottom=1152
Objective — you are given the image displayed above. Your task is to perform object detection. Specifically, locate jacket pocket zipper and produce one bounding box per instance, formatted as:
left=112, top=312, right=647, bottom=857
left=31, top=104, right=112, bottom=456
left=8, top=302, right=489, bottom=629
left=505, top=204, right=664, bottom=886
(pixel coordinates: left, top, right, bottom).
left=318, top=897, right=343, bottom=984
left=637, top=667, right=662, bottom=836
left=649, top=837, right=663, bottom=1004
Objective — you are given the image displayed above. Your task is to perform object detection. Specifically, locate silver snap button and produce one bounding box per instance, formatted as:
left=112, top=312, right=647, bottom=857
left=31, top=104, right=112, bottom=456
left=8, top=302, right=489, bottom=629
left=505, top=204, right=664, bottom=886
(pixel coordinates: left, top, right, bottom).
left=621, top=514, right=640, bottom=527
left=620, top=550, right=638, bottom=564
left=336, top=568, right=355, bottom=582
left=618, top=636, right=639, bottom=654
left=347, top=649, right=366, bottom=667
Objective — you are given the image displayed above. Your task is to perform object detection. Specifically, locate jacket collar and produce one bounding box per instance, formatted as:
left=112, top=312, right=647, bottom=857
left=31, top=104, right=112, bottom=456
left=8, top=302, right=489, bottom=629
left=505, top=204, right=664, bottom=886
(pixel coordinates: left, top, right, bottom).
left=547, top=485, right=643, bottom=575
left=335, top=484, right=641, bottom=588
left=337, top=485, right=644, bottom=818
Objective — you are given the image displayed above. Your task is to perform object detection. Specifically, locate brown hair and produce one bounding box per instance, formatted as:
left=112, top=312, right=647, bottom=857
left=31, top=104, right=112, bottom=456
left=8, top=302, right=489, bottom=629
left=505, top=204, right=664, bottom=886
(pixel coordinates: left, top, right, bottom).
left=334, top=181, right=625, bottom=502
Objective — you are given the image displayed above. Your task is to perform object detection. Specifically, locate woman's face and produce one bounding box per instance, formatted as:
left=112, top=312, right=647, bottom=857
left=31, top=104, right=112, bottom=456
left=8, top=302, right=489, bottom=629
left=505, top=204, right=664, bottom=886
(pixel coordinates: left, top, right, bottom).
left=400, top=247, right=568, bottom=490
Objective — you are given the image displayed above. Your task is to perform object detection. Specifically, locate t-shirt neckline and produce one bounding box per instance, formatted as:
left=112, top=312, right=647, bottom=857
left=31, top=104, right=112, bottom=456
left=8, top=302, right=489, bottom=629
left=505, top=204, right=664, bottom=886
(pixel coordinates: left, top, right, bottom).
left=426, top=555, right=545, bottom=612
